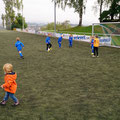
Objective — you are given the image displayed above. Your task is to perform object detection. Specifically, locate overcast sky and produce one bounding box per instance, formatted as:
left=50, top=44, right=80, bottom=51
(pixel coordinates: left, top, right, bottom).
left=0, top=0, right=100, bottom=26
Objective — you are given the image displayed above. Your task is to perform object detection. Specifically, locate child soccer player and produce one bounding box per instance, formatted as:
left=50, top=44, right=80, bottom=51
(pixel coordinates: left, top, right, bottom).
left=46, top=34, right=52, bottom=52
left=69, top=34, right=73, bottom=47
left=58, top=34, right=63, bottom=48
left=93, top=35, right=100, bottom=57
left=90, top=36, right=94, bottom=55
left=15, top=37, right=24, bottom=59
left=0, top=63, right=19, bottom=106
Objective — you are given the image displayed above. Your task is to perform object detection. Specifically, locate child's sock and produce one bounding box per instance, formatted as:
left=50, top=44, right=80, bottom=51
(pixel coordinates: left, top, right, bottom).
left=19, top=53, right=23, bottom=57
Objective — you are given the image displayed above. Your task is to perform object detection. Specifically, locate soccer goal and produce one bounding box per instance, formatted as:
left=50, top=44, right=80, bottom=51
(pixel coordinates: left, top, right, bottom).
left=92, top=22, right=120, bottom=47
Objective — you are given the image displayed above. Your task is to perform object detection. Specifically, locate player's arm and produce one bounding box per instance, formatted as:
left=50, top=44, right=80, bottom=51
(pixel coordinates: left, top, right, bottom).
left=98, top=39, right=100, bottom=47
left=46, top=38, right=48, bottom=44
left=15, top=43, right=18, bottom=47
left=21, top=42, right=24, bottom=48
left=2, top=79, right=13, bottom=88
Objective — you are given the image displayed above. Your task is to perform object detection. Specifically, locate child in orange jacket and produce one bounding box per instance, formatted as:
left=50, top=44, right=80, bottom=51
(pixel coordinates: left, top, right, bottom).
left=0, top=63, right=19, bottom=106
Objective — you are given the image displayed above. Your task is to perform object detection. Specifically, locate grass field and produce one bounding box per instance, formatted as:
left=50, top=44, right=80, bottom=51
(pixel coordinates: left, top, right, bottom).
left=0, top=30, right=120, bottom=120
left=60, top=25, right=103, bottom=35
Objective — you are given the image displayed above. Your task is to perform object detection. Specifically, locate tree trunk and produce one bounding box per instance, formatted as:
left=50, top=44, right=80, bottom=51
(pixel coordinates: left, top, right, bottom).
left=78, top=9, right=83, bottom=26
left=110, top=13, right=114, bottom=20
left=100, top=0, right=103, bottom=16
left=2, top=19, right=5, bottom=28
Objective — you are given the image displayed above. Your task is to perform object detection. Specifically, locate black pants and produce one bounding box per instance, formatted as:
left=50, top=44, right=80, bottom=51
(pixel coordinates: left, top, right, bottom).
left=94, top=47, right=98, bottom=56
left=46, top=43, right=52, bottom=50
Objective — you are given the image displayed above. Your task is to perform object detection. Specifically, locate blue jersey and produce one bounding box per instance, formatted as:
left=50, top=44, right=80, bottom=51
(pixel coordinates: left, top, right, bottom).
left=91, top=39, right=94, bottom=47
left=69, top=36, right=73, bottom=42
left=15, top=41, right=24, bottom=51
left=46, top=37, right=50, bottom=44
left=58, top=37, right=62, bottom=43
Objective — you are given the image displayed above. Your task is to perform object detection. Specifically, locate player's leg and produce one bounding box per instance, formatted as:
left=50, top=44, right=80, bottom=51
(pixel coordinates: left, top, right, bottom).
left=91, top=46, right=94, bottom=55
left=46, top=44, right=49, bottom=50
left=96, top=47, right=99, bottom=57
left=70, top=41, right=73, bottom=47
left=0, top=92, right=9, bottom=105
left=9, top=93, right=19, bottom=106
left=49, top=43, right=52, bottom=49
left=59, top=42, right=61, bottom=48
left=19, top=51, right=24, bottom=59
left=69, top=42, right=71, bottom=47
left=93, top=47, right=96, bottom=57
left=47, top=44, right=50, bottom=52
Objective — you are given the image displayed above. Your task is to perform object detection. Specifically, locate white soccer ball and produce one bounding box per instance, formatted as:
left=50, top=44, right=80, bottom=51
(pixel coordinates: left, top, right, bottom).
left=48, top=48, right=50, bottom=52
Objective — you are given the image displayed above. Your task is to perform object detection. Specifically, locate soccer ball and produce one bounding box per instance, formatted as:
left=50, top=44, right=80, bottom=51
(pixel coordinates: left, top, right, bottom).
left=48, top=48, right=50, bottom=52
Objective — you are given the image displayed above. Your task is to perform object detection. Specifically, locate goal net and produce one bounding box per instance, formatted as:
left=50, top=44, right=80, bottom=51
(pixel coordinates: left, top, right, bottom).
left=92, top=22, right=120, bottom=47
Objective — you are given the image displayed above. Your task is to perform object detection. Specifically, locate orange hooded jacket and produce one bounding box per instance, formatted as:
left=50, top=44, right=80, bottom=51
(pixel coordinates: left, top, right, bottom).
left=2, top=72, right=17, bottom=94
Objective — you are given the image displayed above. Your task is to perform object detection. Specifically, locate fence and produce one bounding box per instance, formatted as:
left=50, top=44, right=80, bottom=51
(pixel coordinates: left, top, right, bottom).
left=16, top=28, right=112, bottom=47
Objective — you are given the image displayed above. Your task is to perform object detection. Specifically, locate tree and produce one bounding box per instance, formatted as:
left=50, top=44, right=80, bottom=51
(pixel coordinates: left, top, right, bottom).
left=14, top=0, right=23, bottom=13
left=2, top=0, right=23, bottom=30
left=41, top=21, right=71, bottom=31
left=93, top=0, right=112, bottom=21
left=12, top=13, right=27, bottom=29
left=97, top=0, right=104, bottom=16
left=53, top=0, right=87, bottom=26
left=2, top=0, right=15, bottom=29
left=1, top=14, right=5, bottom=28
left=100, top=0, right=120, bottom=22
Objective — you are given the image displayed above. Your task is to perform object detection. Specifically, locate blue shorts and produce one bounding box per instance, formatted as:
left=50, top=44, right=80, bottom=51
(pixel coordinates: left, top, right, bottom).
left=17, top=48, right=22, bottom=52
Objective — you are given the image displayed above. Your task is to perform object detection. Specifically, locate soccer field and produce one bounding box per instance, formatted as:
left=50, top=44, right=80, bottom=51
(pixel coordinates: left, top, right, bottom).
left=0, top=30, right=120, bottom=120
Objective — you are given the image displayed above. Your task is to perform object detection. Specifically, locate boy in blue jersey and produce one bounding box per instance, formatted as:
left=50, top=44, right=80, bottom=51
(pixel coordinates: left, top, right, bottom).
left=58, top=35, right=63, bottom=48
left=15, top=37, right=24, bottom=59
left=46, top=34, right=52, bottom=52
left=90, top=36, right=94, bottom=55
left=69, top=34, right=73, bottom=47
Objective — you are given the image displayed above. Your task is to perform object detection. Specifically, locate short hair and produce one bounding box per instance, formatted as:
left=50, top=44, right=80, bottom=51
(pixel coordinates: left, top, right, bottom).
left=96, top=35, right=98, bottom=38
left=16, top=37, right=20, bottom=41
left=3, top=63, right=13, bottom=73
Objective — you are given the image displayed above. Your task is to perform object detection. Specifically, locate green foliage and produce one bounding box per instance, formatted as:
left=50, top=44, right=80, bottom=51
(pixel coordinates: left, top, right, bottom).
left=60, top=25, right=103, bottom=34
left=100, top=0, right=120, bottom=22
left=100, top=10, right=110, bottom=21
left=2, top=0, right=23, bottom=30
left=41, top=20, right=71, bottom=31
left=12, top=13, right=27, bottom=29
left=55, top=0, right=87, bottom=26
left=1, top=14, right=5, bottom=28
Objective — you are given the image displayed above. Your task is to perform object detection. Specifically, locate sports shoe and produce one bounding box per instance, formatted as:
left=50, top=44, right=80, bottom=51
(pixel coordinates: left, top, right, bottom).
left=0, top=100, right=6, bottom=106
left=97, top=56, right=99, bottom=57
left=20, top=56, right=24, bottom=59
left=92, top=55, right=95, bottom=57
left=12, top=101, right=19, bottom=106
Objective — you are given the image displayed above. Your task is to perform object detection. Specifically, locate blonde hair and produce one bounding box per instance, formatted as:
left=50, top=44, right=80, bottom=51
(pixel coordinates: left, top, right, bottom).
left=16, top=37, right=20, bottom=41
left=3, top=63, right=13, bottom=73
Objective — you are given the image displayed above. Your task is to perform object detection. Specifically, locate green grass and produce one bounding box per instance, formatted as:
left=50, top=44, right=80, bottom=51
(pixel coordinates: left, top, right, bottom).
left=42, top=25, right=103, bottom=35
left=0, top=30, right=120, bottom=120
left=60, top=25, right=103, bottom=35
